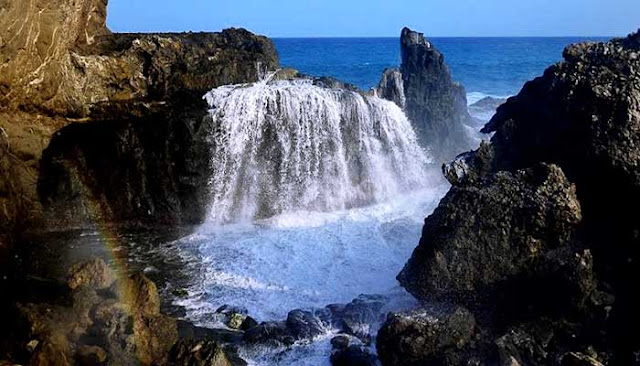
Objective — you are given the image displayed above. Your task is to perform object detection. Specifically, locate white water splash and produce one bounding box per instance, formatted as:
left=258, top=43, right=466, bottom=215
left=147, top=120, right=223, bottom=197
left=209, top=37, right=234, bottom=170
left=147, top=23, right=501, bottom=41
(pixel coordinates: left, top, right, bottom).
left=203, top=78, right=432, bottom=223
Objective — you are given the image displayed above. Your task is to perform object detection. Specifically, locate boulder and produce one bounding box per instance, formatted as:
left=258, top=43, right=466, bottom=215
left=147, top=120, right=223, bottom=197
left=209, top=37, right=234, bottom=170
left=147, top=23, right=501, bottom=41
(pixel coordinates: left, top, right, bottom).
left=331, top=345, right=380, bottom=366
left=67, top=258, right=114, bottom=290
left=399, top=164, right=589, bottom=312
left=286, top=309, right=327, bottom=340
left=170, top=339, right=247, bottom=366
left=376, top=306, right=476, bottom=366
left=339, top=295, right=388, bottom=340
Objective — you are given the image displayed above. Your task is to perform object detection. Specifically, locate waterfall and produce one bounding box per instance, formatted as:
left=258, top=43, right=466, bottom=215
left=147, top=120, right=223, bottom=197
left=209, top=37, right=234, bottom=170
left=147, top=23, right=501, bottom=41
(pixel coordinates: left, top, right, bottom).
left=203, top=77, right=432, bottom=223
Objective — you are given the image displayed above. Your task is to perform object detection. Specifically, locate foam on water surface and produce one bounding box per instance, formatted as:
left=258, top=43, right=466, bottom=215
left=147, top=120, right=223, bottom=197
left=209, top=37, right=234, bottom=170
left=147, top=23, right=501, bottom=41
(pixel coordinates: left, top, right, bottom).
left=174, top=183, right=447, bottom=326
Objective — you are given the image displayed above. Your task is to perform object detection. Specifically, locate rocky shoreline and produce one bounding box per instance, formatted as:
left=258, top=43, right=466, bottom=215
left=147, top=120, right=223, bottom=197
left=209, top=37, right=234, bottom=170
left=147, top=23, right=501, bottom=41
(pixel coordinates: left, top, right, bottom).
left=377, top=30, right=640, bottom=366
left=2, top=0, right=639, bottom=365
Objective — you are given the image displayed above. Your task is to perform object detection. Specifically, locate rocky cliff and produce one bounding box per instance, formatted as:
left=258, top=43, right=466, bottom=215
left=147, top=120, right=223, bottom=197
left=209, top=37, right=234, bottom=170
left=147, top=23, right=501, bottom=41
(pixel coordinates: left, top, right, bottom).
left=377, top=28, right=473, bottom=162
left=0, top=0, right=278, bottom=249
left=379, top=30, right=640, bottom=365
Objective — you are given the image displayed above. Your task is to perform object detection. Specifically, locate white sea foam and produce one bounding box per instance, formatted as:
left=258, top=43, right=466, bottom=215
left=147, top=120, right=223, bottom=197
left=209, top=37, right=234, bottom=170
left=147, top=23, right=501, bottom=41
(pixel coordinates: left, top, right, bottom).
left=174, top=182, right=446, bottom=325
left=170, top=77, right=451, bottom=365
left=204, top=78, right=432, bottom=223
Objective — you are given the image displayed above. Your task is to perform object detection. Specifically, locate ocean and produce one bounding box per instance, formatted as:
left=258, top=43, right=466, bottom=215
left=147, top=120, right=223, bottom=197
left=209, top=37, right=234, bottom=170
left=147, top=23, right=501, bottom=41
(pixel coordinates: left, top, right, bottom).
left=274, top=37, right=611, bottom=103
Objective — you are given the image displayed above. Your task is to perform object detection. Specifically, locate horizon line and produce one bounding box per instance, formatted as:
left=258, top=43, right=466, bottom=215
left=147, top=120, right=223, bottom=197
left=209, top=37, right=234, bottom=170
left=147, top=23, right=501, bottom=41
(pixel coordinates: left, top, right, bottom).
left=268, top=35, right=617, bottom=39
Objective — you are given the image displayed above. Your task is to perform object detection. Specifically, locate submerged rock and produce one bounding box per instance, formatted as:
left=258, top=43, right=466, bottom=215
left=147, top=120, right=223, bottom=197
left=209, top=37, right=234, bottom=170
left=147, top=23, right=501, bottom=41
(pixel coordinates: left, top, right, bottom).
left=377, top=27, right=473, bottom=162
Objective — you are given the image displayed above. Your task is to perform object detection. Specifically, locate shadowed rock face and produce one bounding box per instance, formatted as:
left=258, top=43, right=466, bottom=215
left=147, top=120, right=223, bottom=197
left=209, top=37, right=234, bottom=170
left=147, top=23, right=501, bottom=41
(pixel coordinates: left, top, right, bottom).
left=377, top=28, right=473, bottom=162
left=380, top=31, right=640, bottom=366
left=0, top=0, right=279, bottom=235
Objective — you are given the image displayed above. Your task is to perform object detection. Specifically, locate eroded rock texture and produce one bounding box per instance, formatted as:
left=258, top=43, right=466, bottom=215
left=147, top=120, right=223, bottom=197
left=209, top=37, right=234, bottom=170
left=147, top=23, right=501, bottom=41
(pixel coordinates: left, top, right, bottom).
left=380, top=30, right=640, bottom=366
left=0, top=0, right=279, bottom=243
left=377, top=28, right=473, bottom=162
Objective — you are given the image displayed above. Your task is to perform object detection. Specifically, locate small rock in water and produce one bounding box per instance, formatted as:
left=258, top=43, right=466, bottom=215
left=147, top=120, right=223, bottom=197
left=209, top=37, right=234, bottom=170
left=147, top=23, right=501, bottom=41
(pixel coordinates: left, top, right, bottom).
left=171, top=288, right=189, bottom=298
left=286, top=309, right=327, bottom=340
left=331, top=345, right=380, bottom=366
left=331, top=335, right=352, bottom=350
left=244, top=321, right=294, bottom=346
left=340, top=295, right=388, bottom=340
left=226, top=313, right=247, bottom=330
left=240, top=316, right=258, bottom=331
left=216, top=305, right=248, bottom=315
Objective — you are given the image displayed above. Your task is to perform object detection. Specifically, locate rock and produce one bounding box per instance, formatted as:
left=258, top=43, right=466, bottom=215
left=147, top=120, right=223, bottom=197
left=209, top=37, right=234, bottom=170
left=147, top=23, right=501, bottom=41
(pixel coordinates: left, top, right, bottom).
left=240, top=316, right=258, bottom=331
left=495, top=326, right=551, bottom=366
left=331, top=335, right=352, bottom=350
left=331, top=345, right=380, bottom=366
left=399, top=164, right=587, bottom=311
left=170, top=339, right=247, bottom=366
left=0, top=0, right=277, bottom=118
left=120, top=273, right=161, bottom=316
left=376, top=69, right=406, bottom=108
left=131, top=313, right=179, bottom=365
left=0, top=0, right=279, bottom=236
left=469, top=96, right=508, bottom=111
left=442, top=142, right=496, bottom=186
left=67, top=258, right=115, bottom=290
left=26, top=340, right=39, bottom=353
left=243, top=321, right=294, bottom=346
left=226, top=313, right=247, bottom=330
left=478, top=30, right=640, bottom=361
left=561, top=352, right=605, bottom=366
left=340, top=295, right=388, bottom=340
left=286, top=309, right=327, bottom=340
left=387, top=31, right=640, bottom=365
left=215, top=305, right=250, bottom=330
left=377, top=27, right=473, bottom=162
left=216, top=305, right=249, bottom=316
left=376, top=306, right=476, bottom=366
left=75, top=345, right=107, bottom=365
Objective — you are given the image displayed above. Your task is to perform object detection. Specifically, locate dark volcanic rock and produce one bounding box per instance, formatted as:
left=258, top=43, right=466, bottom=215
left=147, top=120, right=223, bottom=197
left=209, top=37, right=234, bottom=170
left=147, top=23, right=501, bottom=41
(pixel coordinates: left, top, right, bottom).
left=286, top=309, right=328, bottom=340
left=377, top=306, right=476, bottom=366
left=331, top=345, right=380, bottom=366
left=387, top=31, right=640, bottom=366
left=377, top=27, right=473, bottom=162
left=399, top=164, right=590, bottom=311
left=37, top=97, right=215, bottom=226
left=481, top=30, right=640, bottom=362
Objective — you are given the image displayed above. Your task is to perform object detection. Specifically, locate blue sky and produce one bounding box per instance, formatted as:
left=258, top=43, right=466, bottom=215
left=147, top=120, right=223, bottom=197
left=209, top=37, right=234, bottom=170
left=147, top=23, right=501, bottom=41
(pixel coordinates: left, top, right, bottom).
left=107, top=0, right=639, bottom=37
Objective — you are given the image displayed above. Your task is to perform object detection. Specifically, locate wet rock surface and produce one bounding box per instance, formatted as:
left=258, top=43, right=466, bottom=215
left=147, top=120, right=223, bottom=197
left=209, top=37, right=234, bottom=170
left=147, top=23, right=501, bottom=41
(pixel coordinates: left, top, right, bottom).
left=381, top=30, right=640, bottom=365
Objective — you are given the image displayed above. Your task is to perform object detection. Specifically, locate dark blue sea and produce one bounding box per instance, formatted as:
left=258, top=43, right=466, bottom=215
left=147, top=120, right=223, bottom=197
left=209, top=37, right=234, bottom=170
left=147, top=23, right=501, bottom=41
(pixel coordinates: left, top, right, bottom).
left=274, top=37, right=611, bottom=103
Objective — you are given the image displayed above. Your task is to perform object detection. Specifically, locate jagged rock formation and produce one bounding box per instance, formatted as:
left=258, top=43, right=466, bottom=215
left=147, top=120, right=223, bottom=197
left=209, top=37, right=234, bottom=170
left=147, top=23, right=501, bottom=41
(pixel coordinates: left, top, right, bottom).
left=379, top=30, right=640, bottom=365
left=0, top=0, right=278, bottom=243
left=377, top=28, right=473, bottom=162
left=398, top=164, right=591, bottom=311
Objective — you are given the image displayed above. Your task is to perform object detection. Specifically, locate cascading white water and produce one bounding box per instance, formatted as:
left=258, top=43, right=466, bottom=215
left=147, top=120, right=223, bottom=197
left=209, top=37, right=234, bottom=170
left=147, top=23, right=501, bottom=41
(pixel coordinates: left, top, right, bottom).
left=203, top=76, right=432, bottom=223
